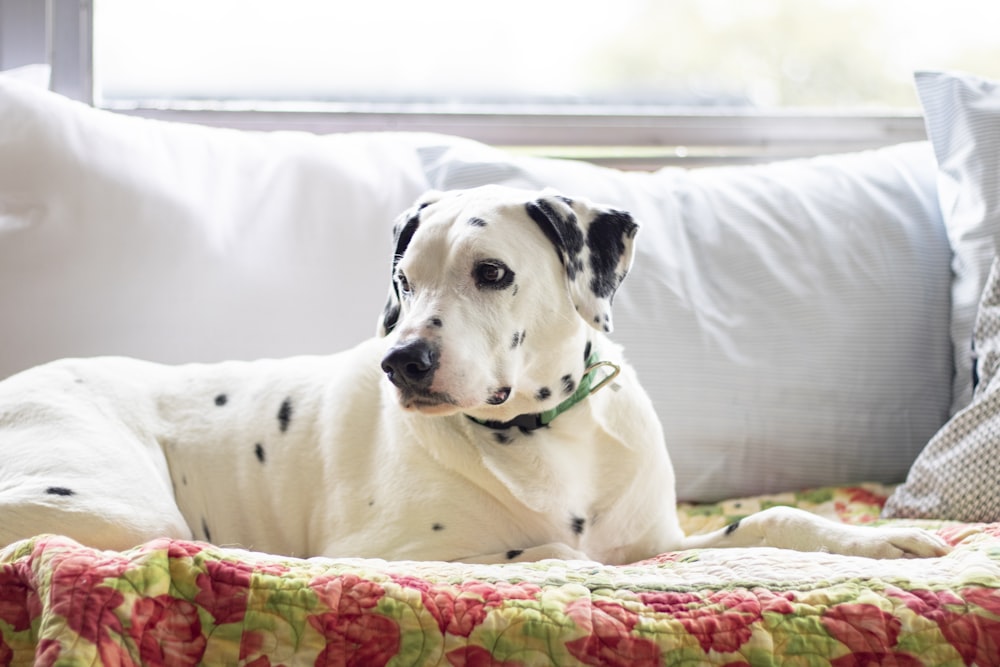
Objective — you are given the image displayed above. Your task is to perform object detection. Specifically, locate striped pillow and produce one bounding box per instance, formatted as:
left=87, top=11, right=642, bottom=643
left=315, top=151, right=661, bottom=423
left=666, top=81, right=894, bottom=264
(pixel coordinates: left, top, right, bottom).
left=915, top=70, right=1000, bottom=415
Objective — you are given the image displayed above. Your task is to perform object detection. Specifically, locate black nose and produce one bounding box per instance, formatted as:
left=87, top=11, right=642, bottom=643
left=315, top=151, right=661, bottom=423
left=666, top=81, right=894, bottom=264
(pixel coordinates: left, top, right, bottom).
left=381, top=340, right=438, bottom=389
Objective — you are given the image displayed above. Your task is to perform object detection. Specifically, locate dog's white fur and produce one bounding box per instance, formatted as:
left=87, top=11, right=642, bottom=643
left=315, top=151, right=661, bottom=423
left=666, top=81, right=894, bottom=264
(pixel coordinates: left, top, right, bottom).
left=0, top=185, right=948, bottom=564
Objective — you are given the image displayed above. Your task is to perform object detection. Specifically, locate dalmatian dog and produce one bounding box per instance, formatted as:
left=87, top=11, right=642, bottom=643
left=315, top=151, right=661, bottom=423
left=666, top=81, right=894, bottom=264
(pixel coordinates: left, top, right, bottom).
left=0, top=185, right=949, bottom=564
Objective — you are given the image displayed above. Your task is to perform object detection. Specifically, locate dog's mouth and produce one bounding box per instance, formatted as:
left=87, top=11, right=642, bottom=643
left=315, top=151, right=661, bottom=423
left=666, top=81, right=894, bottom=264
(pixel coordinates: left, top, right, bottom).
left=396, top=389, right=462, bottom=415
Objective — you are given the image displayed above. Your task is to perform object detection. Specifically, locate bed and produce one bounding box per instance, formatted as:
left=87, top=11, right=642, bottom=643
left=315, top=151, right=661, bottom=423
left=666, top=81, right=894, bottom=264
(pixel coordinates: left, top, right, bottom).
left=4, top=69, right=1000, bottom=665
left=2, top=484, right=997, bottom=666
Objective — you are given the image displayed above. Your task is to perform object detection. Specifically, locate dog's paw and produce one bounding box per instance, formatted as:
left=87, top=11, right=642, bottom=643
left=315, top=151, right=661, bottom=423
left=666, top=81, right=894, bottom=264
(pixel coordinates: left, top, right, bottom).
left=841, top=526, right=951, bottom=559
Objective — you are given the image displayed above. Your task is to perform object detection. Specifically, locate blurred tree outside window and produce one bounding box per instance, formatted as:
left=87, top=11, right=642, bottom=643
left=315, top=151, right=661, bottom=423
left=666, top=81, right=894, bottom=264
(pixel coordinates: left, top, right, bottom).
left=94, top=0, right=1000, bottom=112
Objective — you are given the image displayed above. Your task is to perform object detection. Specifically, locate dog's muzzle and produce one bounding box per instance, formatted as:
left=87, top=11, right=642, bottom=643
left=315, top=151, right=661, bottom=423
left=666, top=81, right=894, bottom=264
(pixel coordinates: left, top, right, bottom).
left=381, top=339, right=439, bottom=392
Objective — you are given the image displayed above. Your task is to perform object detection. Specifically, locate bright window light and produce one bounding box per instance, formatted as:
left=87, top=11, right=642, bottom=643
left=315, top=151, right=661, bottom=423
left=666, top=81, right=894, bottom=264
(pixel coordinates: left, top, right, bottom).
left=94, top=0, right=1000, bottom=111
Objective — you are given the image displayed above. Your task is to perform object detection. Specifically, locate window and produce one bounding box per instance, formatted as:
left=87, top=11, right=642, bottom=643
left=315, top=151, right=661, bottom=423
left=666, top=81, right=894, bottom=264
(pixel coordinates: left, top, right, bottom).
left=12, top=1, right=1000, bottom=166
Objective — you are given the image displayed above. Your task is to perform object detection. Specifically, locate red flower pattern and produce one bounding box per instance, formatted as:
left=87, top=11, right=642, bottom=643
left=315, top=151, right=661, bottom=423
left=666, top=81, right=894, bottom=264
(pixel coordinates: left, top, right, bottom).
left=393, top=576, right=541, bottom=638
left=128, top=595, right=206, bottom=666
left=564, top=598, right=661, bottom=667
left=888, top=586, right=1000, bottom=666
left=821, top=603, right=925, bottom=666
left=639, top=589, right=793, bottom=654
left=0, top=563, right=32, bottom=633
left=307, top=573, right=399, bottom=667
left=194, top=558, right=252, bottom=625
left=446, top=645, right=526, bottom=667
left=47, top=548, right=131, bottom=655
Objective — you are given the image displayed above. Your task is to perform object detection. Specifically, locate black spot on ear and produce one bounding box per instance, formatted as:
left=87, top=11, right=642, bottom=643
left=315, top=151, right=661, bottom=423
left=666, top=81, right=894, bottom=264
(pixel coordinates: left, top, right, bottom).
left=277, top=398, right=293, bottom=433
left=526, top=199, right=584, bottom=278
left=585, top=210, right=638, bottom=299
left=467, top=216, right=487, bottom=227
left=254, top=443, right=265, bottom=463
left=392, top=213, right=421, bottom=272
left=432, top=523, right=445, bottom=531
left=506, top=549, right=524, bottom=560
left=571, top=516, right=586, bottom=535
left=381, top=297, right=401, bottom=335
left=535, top=387, right=551, bottom=401
left=202, top=517, right=212, bottom=542
left=214, top=394, right=228, bottom=407
left=725, top=519, right=741, bottom=536
left=46, top=486, right=74, bottom=497
left=561, top=375, right=576, bottom=395
left=583, top=341, right=592, bottom=362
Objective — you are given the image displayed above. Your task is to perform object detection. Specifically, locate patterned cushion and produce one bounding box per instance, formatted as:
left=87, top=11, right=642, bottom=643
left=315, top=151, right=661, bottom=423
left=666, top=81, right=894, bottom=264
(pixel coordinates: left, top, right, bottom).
left=884, top=256, right=1000, bottom=521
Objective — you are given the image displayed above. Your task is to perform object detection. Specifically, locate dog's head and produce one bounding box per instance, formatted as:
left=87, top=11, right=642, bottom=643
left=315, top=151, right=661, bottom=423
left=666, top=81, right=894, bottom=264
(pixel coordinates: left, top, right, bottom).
left=378, top=185, right=638, bottom=419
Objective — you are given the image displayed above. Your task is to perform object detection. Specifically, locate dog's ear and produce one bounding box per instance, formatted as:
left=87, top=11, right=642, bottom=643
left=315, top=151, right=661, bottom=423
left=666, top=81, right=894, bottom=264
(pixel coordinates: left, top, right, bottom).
left=526, top=190, right=638, bottom=333
left=378, top=191, right=443, bottom=336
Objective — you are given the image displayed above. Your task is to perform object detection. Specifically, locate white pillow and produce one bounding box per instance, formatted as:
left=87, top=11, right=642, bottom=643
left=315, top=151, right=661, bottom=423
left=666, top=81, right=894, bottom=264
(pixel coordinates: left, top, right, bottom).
left=0, top=76, right=438, bottom=377
left=915, top=70, right=1000, bottom=415
left=423, top=139, right=953, bottom=502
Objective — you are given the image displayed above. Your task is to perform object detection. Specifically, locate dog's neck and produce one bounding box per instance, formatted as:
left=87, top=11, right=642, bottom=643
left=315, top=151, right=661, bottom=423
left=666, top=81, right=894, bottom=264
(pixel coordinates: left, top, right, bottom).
left=465, top=331, right=620, bottom=433
left=466, top=351, right=619, bottom=432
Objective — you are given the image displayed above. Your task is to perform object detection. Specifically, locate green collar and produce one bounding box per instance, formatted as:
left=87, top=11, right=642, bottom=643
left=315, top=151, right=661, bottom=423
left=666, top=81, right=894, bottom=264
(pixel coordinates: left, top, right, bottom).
left=467, top=353, right=620, bottom=433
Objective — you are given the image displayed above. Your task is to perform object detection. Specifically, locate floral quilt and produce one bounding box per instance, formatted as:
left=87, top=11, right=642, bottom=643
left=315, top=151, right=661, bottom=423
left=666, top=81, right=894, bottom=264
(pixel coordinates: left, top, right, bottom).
left=1, top=483, right=998, bottom=666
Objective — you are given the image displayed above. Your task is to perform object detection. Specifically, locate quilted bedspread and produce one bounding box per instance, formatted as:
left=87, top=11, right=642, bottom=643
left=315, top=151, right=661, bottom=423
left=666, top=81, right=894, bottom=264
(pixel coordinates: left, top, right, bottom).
left=1, top=484, right=998, bottom=666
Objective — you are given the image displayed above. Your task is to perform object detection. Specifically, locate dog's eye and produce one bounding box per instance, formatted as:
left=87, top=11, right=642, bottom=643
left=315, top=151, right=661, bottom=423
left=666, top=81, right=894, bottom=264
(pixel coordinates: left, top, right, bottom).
left=396, top=271, right=412, bottom=296
left=474, top=260, right=514, bottom=290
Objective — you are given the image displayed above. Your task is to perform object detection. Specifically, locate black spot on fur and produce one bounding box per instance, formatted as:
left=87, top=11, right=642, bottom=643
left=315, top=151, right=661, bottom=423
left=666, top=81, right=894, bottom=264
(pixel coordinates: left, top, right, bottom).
left=506, top=549, right=523, bottom=560
left=494, top=432, right=512, bottom=445
left=584, top=341, right=592, bottom=362
left=571, top=516, right=586, bottom=535
left=430, top=317, right=443, bottom=328
left=381, top=297, right=401, bottom=335
left=392, top=213, right=421, bottom=272
left=277, top=398, right=293, bottom=433
left=368, top=499, right=375, bottom=507
left=511, top=331, right=525, bottom=349
left=432, top=523, right=445, bottom=531
left=526, top=199, right=584, bottom=279
left=214, top=394, right=228, bottom=406
left=182, top=475, right=188, bottom=486
left=382, top=211, right=423, bottom=335
left=202, top=517, right=212, bottom=542
left=46, top=486, right=74, bottom=497
left=725, top=519, right=741, bottom=536
left=585, top=210, right=638, bottom=299
left=561, top=375, right=576, bottom=395
left=467, top=216, right=487, bottom=227
left=254, top=443, right=265, bottom=463
left=535, top=387, right=551, bottom=401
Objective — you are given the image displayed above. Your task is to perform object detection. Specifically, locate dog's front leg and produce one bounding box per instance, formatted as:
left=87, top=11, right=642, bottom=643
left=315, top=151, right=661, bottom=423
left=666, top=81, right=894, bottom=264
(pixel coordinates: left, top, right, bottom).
left=452, top=542, right=599, bottom=565
left=680, top=506, right=950, bottom=559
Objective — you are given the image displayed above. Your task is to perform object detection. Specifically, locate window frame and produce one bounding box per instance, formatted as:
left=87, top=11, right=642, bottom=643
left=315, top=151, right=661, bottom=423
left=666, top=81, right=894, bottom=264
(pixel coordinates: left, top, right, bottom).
left=1, top=0, right=927, bottom=168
